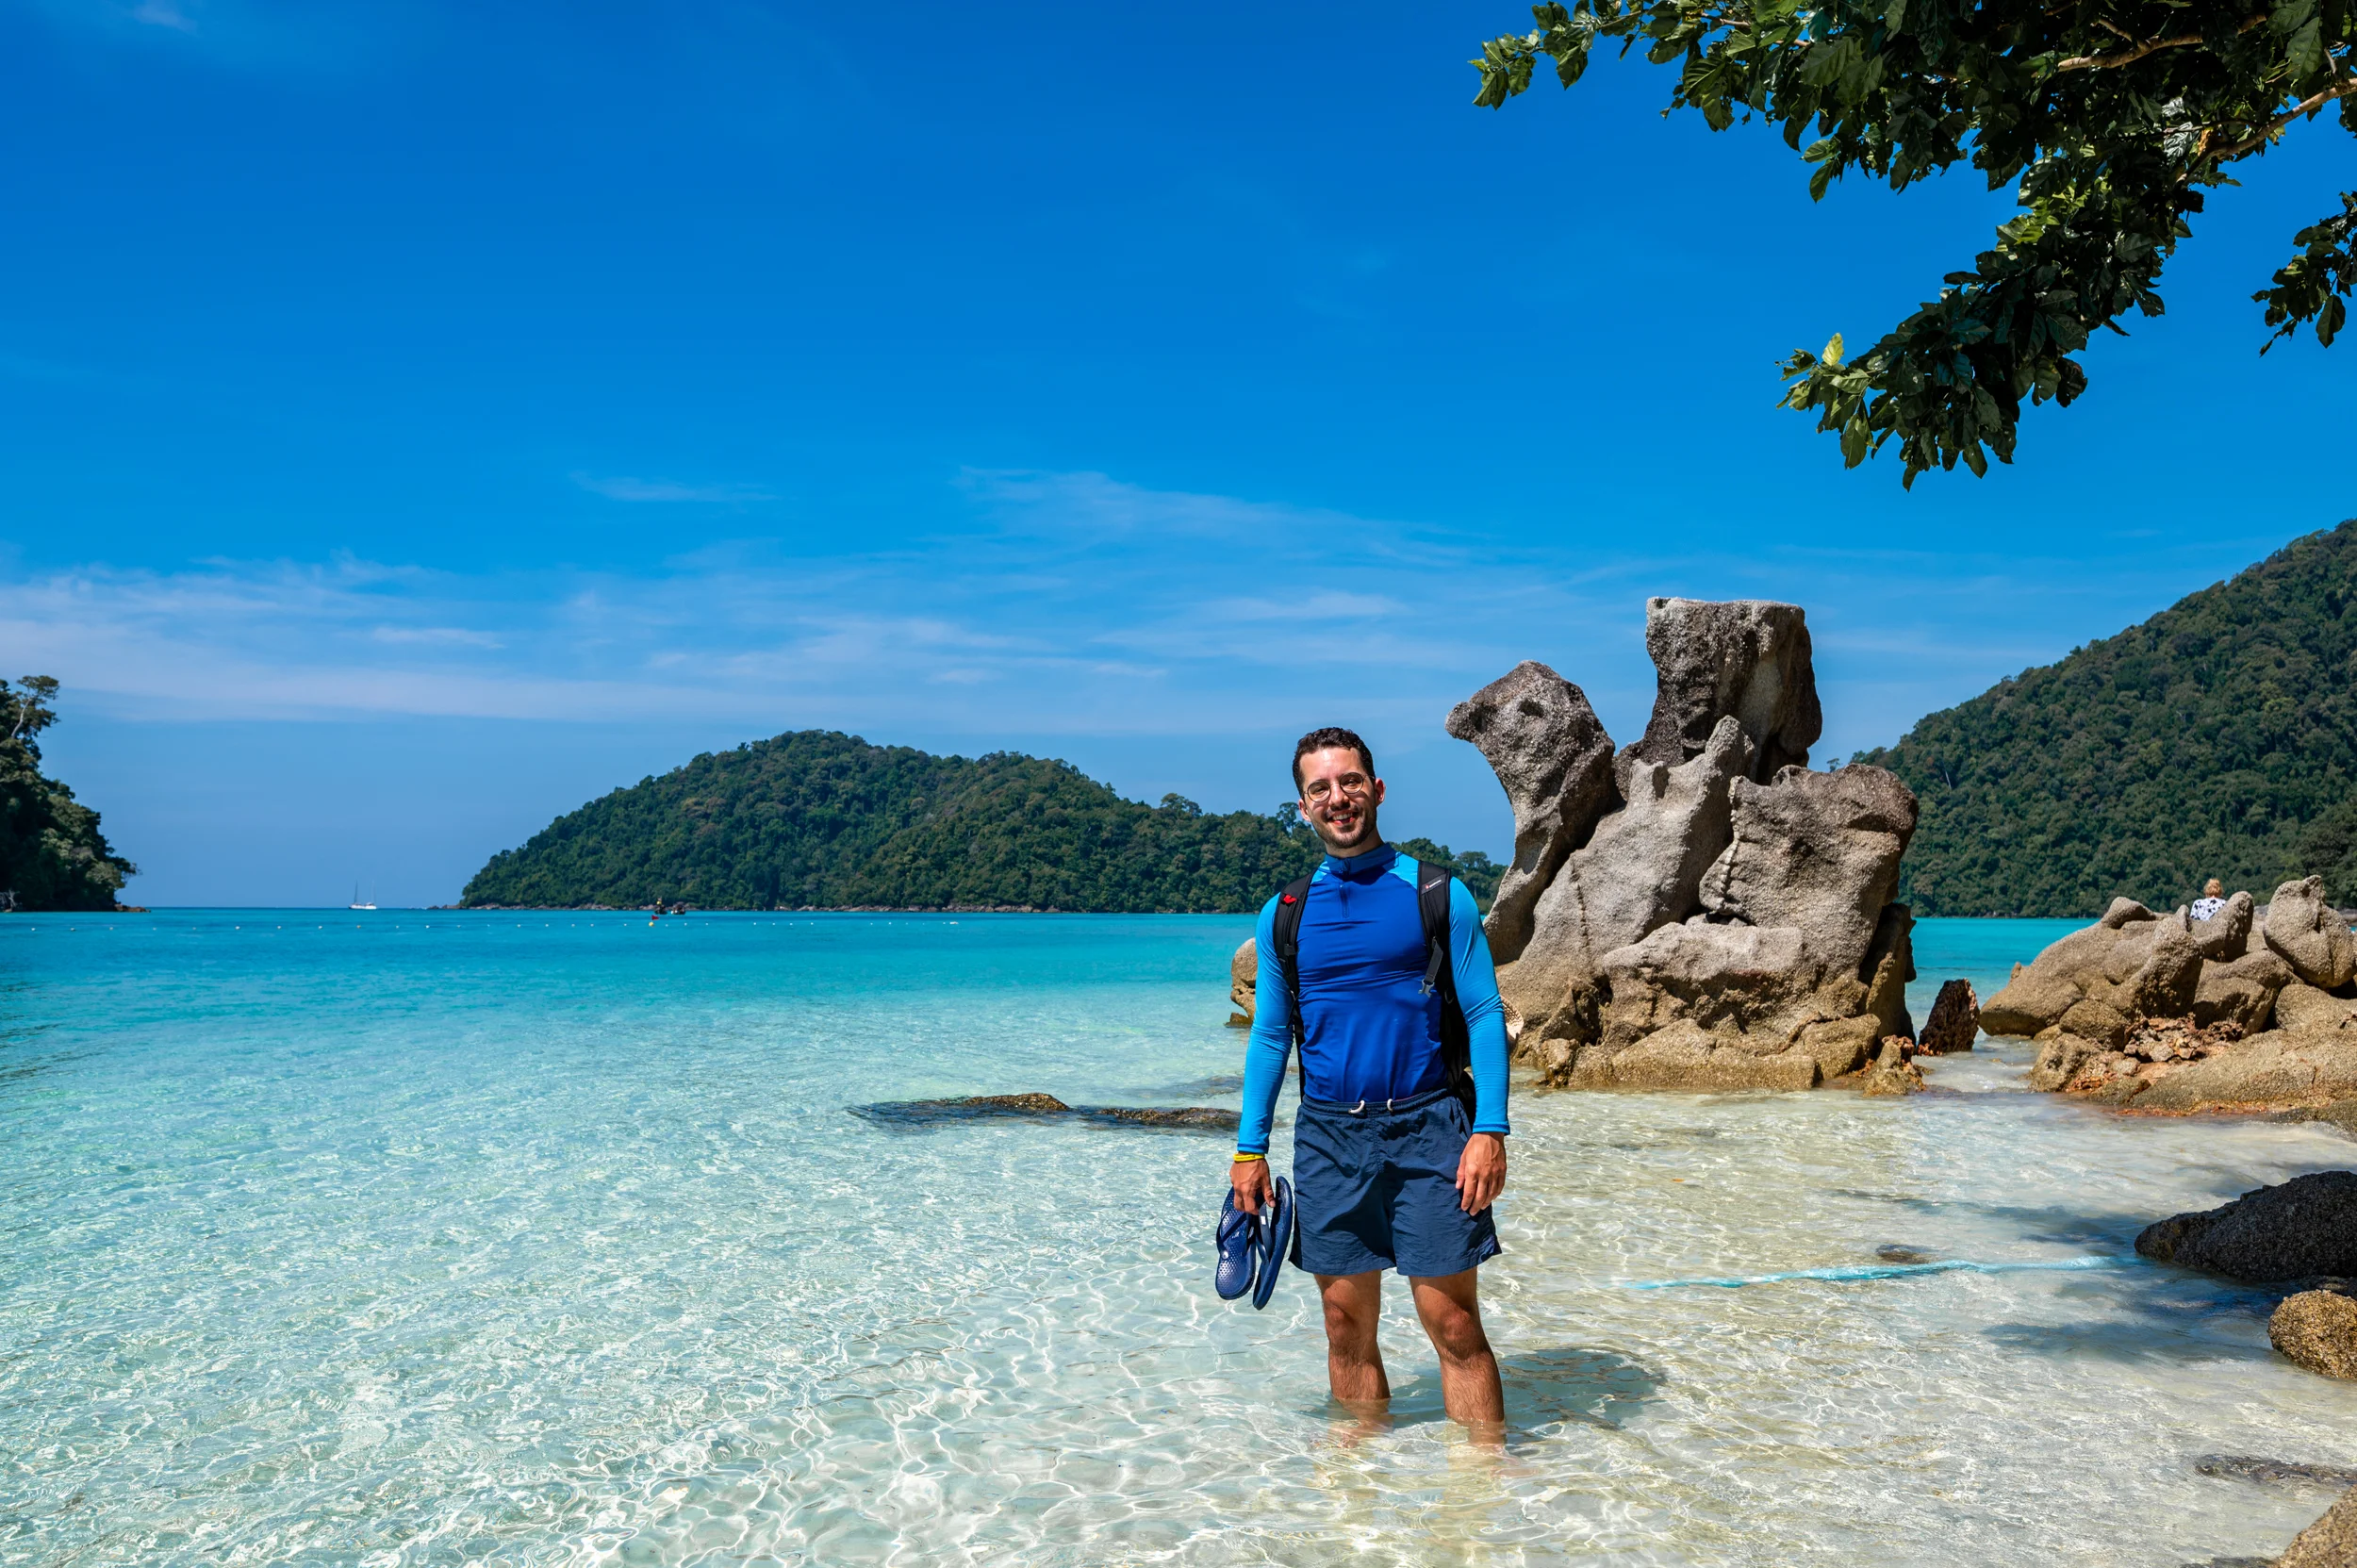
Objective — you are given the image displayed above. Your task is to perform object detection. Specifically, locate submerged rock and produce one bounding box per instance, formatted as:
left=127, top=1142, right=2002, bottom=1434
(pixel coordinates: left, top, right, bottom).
left=853, top=1095, right=1239, bottom=1132
left=1454, top=598, right=1917, bottom=1093
left=2271, top=1290, right=2357, bottom=1379
left=2196, top=1454, right=2357, bottom=1486
left=2135, top=1172, right=2357, bottom=1282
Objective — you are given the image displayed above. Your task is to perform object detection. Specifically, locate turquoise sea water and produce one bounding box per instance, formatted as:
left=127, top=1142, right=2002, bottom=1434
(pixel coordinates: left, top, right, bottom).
left=6, top=911, right=2356, bottom=1565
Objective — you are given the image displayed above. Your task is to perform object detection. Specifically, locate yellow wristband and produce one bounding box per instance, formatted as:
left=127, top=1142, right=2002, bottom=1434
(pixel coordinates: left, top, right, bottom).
left=1232, top=1152, right=1267, bottom=1163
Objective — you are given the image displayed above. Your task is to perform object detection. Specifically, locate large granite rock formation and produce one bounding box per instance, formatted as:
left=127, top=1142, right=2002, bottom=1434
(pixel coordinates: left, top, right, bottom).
left=1984, top=879, right=2357, bottom=1114
left=1454, top=599, right=1920, bottom=1091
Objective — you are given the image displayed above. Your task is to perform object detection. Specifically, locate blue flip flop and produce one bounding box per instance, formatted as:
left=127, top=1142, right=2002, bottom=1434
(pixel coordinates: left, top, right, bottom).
left=1252, top=1176, right=1294, bottom=1310
left=1214, top=1189, right=1259, bottom=1301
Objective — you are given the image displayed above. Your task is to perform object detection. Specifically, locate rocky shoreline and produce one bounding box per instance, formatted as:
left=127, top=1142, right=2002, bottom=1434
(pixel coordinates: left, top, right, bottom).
left=1981, top=877, right=2357, bottom=1117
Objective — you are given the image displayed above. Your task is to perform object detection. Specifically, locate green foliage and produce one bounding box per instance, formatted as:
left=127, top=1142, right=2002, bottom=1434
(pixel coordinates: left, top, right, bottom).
left=459, top=731, right=1504, bottom=913
left=1473, top=0, right=2357, bottom=484
left=0, top=677, right=136, bottom=912
left=1857, top=520, right=2357, bottom=916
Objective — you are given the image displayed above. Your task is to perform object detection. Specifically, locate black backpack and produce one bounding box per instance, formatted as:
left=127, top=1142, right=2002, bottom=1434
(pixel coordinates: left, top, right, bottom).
left=1268, top=856, right=1476, bottom=1117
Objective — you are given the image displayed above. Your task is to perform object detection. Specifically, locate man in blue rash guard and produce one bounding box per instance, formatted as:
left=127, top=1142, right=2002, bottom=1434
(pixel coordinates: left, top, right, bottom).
left=1230, top=726, right=1511, bottom=1428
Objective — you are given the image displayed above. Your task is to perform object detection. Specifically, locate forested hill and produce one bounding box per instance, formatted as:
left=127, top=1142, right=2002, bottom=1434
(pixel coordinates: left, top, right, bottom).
left=459, top=730, right=1502, bottom=913
left=1, top=678, right=136, bottom=913
left=1858, top=520, right=2357, bottom=917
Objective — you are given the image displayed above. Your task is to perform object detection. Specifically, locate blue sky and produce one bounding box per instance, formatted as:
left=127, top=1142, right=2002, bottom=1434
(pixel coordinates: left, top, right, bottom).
left=3, top=0, right=2350, bottom=906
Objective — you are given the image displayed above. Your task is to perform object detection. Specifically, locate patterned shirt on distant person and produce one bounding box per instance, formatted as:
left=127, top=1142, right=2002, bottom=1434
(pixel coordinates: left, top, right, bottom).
left=2191, top=878, right=2227, bottom=923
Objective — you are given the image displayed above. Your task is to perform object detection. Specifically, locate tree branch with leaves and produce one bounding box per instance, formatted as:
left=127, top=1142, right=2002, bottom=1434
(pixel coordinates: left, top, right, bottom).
left=1474, top=0, right=2356, bottom=484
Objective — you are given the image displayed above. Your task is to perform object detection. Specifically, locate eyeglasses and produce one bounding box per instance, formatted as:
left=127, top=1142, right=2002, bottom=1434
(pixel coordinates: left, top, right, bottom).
left=1303, top=773, right=1372, bottom=802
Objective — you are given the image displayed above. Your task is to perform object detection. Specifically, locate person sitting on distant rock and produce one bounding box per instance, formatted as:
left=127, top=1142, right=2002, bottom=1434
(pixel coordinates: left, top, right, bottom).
left=2191, top=879, right=2228, bottom=922
left=1232, top=726, right=1511, bottom=1432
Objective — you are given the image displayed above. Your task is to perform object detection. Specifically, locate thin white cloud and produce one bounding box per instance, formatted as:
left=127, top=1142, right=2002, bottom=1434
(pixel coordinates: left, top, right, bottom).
left=572, top=472, right=776, bottom=504
left=0, top=466, right=2212, bottom=758
left=131, top=0, right=196, bottom=30
left=368, top=625, right=503, bottom=649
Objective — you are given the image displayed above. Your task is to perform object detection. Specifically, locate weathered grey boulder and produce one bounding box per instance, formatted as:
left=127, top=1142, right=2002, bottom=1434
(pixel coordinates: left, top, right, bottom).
left=2192, top=890, right=2256, bottom=960
left=1983, top=905, right=2208, bottom=1035
left=1698, top=765, right=1917, bottom=978
left=2117, top=919, right=2204, bottom=1018
left=2135, top=1171, right=2357, bottom=1281
left=1228, top=936, right=1257, bottom=1027
left=2280, top=1485, right=2357, bottom=1568
left=2271, top=1290, right=2357, bottom=1380
left=1502, top=716, right=1753, bottom=1049
left=1443, top=661, right=1617, bottom=965
left=1596, top=919, right=1808, bottom=1048
left=1917, top=978, right=1979, bottom=1054
left=2058, top=997, right=2131, bottom=1049
left=2194, top=948, right=2296, bottom=1032
left=1623, top=597, right=1821, bottom=782
left=2266, top=876, right=2357, bottom=990
left=1980, top=962, right=2083, bottom=1038
left=2101, top=896, right=2158, bottom=930
left=1567, top=1016, right=1820, bottom=1091
left=2279, top=982, right=2357, bottom=1034
left=2027, top=1030, right=2104, bottom=1092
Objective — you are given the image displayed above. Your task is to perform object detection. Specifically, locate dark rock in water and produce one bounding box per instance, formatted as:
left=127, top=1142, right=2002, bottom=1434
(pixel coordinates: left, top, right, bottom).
left=2136, top=1171, right=2357, bottom=1282
left=1086, top=1105, right=1237, bottom=1129
left=1917, top=978, right=1980, bottom=1054
left=851, top=1094, right=1238, bottom=1132
left=1874, top=1245, right=1934, bottom=1264
left=2196, top=1455, right=2357, bottom=1486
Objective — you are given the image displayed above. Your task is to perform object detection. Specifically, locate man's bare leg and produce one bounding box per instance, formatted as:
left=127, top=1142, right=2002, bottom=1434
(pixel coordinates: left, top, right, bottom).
left=1409, top=1268, right=1504, bottom=1427
left=1316, top=1271, right=1390, bottom=1407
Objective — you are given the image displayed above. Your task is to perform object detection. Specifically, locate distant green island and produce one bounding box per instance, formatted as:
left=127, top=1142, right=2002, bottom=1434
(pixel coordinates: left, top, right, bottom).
left=459, top=730, right=1502, bottom=913
left=0, top=677, right=136, bottom=914
left=1862, top=519, right=2357, bottom=917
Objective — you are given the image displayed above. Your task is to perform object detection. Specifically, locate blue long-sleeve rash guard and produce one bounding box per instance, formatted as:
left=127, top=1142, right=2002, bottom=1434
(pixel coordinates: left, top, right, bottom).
left=1237, top=844, right=1509, bottom=1154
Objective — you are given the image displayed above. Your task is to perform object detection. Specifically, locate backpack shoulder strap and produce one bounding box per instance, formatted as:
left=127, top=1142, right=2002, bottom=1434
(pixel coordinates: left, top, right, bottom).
left=1271, top=873, right=1315, bottom=1045
left=1415, top=857, right=1454, bottom=998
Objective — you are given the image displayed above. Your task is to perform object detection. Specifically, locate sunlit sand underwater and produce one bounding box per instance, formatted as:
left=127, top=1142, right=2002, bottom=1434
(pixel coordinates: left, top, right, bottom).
left=5, top=911, right=2354, bottom=1565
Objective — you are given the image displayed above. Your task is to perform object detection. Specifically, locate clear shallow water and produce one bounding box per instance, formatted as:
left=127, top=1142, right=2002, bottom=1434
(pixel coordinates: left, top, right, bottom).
left=4, top=911, right=2354, bottom=1566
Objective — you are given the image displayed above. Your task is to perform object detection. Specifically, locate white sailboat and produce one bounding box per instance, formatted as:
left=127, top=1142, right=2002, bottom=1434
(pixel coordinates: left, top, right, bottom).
left=349, top=882, right=377, bottom=911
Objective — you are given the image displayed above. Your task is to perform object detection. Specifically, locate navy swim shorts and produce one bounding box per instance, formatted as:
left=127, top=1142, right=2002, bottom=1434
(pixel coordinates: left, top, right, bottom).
left=1289, top=1083, right=1502, bottom=1279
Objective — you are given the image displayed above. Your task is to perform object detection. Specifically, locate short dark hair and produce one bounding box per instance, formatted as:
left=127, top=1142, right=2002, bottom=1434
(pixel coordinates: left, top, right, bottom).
left=1293, top=726, right=1374, bottom=792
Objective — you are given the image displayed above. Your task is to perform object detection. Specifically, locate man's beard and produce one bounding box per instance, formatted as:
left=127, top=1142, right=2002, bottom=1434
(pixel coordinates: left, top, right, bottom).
left=1314, top=806, right=1377, bottom=854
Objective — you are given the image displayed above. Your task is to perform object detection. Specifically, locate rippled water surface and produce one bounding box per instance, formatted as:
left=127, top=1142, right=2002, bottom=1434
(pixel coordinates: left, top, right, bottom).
left=6, top=911, right=2355, bottom=1565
